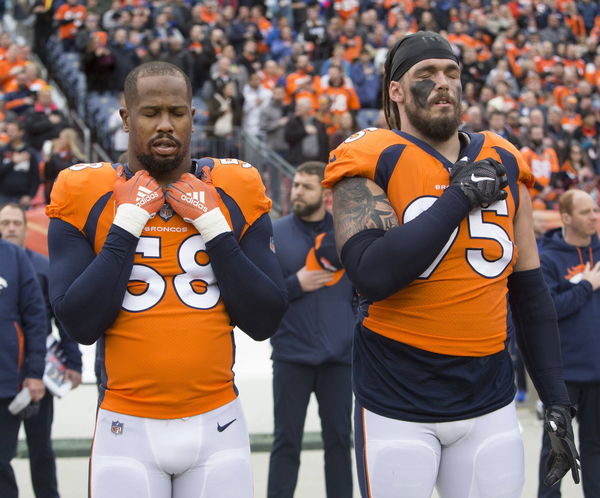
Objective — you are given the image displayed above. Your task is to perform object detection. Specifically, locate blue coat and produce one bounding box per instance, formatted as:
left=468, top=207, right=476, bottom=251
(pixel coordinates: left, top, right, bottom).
left=0, top=239, right=47, bottom=398
left=540, top=228, right=600, bottom=382
left=270, top=213, right=355, bottom=365
left=26, top=248, right=82, bottom=372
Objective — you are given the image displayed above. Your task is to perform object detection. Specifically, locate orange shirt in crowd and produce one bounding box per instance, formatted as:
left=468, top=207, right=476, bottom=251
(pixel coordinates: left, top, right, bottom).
left=561, top=113, right=583, bottom=134
left=520, top=146, right=561, bottom=190
left=322, top=84, right=360, bottom=114
left=334, top=0, right=359, bottom=21
left=339, top=34, right=363, bottom=63
left=54, top=4, right=87, bottom=41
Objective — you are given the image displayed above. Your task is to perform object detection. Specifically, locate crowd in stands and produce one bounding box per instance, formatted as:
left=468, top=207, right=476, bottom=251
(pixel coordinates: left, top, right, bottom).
left=2, top=0, right=600, bottom=211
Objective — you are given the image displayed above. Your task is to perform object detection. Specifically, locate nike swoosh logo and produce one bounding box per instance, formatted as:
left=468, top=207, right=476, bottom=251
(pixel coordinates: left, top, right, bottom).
left=471, top=174, right=494, bottom=183
left=329, top=154, right=336, bottom=163
left=217, top=418, right=237, bottom=432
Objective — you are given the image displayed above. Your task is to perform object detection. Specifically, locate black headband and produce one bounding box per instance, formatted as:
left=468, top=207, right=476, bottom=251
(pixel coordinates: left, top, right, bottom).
left=389, top=31, right=459, bottom=82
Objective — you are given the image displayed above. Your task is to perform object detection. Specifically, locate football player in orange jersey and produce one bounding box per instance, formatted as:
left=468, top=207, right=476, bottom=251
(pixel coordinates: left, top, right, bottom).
left=323, top=31, right=579, bottom=498
left=45, top=62, right=287, bottom=498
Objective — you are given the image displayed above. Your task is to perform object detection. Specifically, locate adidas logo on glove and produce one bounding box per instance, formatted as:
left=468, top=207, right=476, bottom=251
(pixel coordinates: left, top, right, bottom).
left=135, top=186, right=160, bottom=208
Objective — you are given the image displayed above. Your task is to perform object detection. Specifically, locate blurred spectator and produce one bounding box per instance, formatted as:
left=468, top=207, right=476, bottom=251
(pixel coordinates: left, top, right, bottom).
left=350, top=46, right=380, bottom=110
left=81, top=35, right=114, bottom=94
left=563, top=142, right=596, bottom=187
left=101, top=0, right=121, bottom=31
left=202, top=56, right=241, bottom=102
left=2, top=68, right=36, bottom=117
left=300, top=4, right=328, bottom=62
left=237, top=39, right=262, bottom=76
left=24, top=86, right=68, bottom=153
left=321, top=43, right=351, bottom=77
left=330, top=111, right=356, bottom=149
left=321, top=65, right=360, bottom=117
left=462, top=106, right=486, bottom=133
left=109, top=28, right=140, bottom=92
left=74, top=11, right=104, bottom=53
left=0, top=44, right=27, bottom=93
left=0, top=121, right=40, bottom=209
left=521, top=124, right=562, bottom=208
left=31, top=1, right=54, bottom=63
left=243, top=72, right=272, bottom=137
left=284, top=97, right=329, bottom=167
left=488, top=109, right=522, bottom=149
left=107, top=93, right=127, bottom=161
left=188, top=25, right=216, bottom=94
left=53, top=0, right=87, bottom=52
left=165, top=36, right=192, bottom=76
left=43, top=128, right=85, bottom=204
left=573, top=111, right=600, bottom=173
left=207, top=80, right=242, bottom=156
left=260, top=85, right=291, bottom=160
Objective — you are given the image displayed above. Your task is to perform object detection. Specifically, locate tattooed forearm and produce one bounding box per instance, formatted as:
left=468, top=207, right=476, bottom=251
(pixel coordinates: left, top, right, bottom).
left=332, top=177, right=399, bottom=251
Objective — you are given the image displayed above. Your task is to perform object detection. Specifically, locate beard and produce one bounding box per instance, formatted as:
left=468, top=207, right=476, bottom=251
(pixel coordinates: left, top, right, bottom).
left=405, top=93, right=462, bottom=142
left=137, top=133, right=185, bottom=175
left=292, top=198, right=322, bottom=218
left=137, top=151, right=185, bottom=175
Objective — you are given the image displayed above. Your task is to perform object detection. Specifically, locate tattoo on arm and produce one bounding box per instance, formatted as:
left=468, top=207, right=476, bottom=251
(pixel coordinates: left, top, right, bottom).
left=332, top=177, right=399, bottom=252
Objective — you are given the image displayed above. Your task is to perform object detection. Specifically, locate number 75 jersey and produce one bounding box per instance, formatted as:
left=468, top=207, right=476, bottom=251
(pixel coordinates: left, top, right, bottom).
left=323, top=128, right=534, bottom=358
left=46, top=159, right=271, bottom=419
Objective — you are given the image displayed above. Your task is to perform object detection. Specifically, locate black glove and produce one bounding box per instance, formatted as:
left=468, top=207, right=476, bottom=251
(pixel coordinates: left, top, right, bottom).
left=450, top=157, right=509, bottom=209
left=544, top=404, right=580, bottom=487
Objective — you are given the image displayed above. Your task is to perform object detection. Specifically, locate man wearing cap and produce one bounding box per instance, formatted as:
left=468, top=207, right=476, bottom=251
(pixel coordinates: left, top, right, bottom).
left=267, top=161, right=355, bottom=498
left=323, top=31, right=579, bottom=497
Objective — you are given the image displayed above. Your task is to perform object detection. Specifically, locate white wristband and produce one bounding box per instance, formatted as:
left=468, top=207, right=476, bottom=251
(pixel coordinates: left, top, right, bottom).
left=191, top=207, right=231, bottom=242
left=113, top=203, right=152, bottom=238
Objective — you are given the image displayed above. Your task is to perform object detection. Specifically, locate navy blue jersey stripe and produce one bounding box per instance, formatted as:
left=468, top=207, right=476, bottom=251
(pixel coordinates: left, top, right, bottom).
left=83, top=191, right=113, bottom=248
left=493, top=146, right=520, bottom=210
left=353, top=400, right=370, bottom=498
left=395, top=131, right=453, bottom=168
left=96, top=334, right=107, bottom=406
left=462, top=132, right=485, bottom=161
left=217, top=187, right=246, bottom=241
left=374, top=144, right=406, bottom=194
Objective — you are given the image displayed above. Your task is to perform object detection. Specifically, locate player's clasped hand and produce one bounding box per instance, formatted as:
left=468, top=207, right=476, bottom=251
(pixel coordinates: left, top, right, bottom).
left=166, top=168, right=221, bottom=223
left=450, top=157, right=509, bottom=209
left=114, top=165, right=164, bottom=215
left=543, top=405, right=581, bottom=487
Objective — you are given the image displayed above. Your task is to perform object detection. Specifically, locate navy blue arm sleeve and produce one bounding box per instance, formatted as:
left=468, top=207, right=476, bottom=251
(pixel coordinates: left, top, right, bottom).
left=340, top=185, right=470, bottom=301
left=48, top=218, right=139, bottom=345
left=19, top=250, right=47, bottom=379
left=508, top=268, right=571, bottom=406
left=284, top=274, right=304, bottom=302
left=205, top=213, right=288, bottom=341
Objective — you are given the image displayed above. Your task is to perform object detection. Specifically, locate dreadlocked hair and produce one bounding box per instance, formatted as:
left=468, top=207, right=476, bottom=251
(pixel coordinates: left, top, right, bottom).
left=383, top=44, right=402, bottom=130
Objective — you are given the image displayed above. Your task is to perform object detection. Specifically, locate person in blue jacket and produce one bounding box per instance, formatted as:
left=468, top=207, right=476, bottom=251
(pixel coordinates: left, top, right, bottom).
left=267, top=161, right=355, bottom=498
left=538, top=188, right=600, bottom=498
left=0, top=202, right=83, bottom=498
left=0, top=226, right=47, bottom=498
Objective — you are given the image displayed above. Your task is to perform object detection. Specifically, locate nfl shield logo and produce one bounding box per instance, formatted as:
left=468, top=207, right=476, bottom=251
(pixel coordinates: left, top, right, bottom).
left=111, top=420, right=124, bottom=436
left=158, top=203, right=174, bottom=222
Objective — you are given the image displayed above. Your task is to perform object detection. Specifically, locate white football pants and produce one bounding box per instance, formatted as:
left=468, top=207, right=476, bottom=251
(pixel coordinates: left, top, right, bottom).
left=90, top=398, right=252, bottom=498
left=356, top=401, right=524, bottom=498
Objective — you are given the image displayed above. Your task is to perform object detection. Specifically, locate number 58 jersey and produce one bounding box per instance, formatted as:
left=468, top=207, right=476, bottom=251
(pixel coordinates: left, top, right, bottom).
left=46, top=159, right=271, bottom=419
left=324, top=128, right=534, bottom=358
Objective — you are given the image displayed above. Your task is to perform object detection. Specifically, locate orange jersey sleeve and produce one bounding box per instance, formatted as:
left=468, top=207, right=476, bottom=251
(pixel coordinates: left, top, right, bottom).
left=325, top=129, right=533, bottom=357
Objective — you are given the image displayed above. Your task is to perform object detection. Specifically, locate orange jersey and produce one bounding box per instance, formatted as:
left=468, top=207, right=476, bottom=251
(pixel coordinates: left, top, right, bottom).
left=54, top=4, right=87, bottom=40
left=46, top=159, right=271, bottom=419
left=323, top=128, right=534, bottom=357
left=520, top=146, right=560, bottom=188
left=322, top=84, right=360, bottom=114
